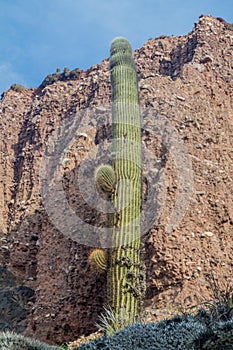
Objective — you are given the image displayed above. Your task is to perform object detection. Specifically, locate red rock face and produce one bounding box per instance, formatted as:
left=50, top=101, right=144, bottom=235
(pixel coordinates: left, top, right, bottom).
left=0, top=15, right=232, bottom=344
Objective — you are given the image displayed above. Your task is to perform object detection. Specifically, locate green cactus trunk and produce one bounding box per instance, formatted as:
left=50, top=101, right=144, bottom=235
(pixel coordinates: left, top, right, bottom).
left=108, top=37, right=143, bottom=327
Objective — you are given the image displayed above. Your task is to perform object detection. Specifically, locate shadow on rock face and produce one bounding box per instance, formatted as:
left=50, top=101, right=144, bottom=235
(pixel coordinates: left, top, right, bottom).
left=0, top=267, right=35, bottom=333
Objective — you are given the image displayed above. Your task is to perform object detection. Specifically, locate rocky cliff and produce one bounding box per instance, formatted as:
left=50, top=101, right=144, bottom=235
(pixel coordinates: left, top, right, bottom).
left=0, top=15, right=232, bottom=345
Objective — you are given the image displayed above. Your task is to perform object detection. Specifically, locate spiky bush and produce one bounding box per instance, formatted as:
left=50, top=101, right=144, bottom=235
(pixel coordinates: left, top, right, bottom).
left=0, top=331, right=60, bottom=350
left=201, top=318, right=233, bottom=349
left=96, top=306, right=137, bottom=337
left=73, top=309, right=233, bottom=350
left=75, top=314, right=207, bottom=350
left=204, top=273, right=233, bottom=322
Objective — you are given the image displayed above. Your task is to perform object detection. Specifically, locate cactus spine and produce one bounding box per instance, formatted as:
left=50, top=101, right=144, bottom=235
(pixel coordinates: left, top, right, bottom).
left=107, top=37, right=143, bottom=329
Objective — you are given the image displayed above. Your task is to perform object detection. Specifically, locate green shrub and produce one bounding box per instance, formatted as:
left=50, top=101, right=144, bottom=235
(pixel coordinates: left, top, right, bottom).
left=75, top=314, right=207, bottom=349
left=40, top=67, right=74, bottom=88
left=10, top=84, right=26, bottom=92
left=202, top=318, right=233, bottom=349
left=40, top=72, right=61, bottom=88
left=0, top=331, right=60, bottom=350
left=59, top=342, right=70, bottom=350
left=204, top=273, right=233, bottom=322
left=74, top=310, right=233, bottom=349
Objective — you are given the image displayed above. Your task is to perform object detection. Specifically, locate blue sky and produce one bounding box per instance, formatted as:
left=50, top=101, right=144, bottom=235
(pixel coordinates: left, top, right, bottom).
left=0, top=0, right=232, bottom=94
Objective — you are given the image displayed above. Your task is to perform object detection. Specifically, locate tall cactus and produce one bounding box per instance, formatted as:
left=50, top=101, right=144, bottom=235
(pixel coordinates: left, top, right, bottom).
left=92, top=37, right=144, bottom=334
left=108, top=37, right=143, bottom=329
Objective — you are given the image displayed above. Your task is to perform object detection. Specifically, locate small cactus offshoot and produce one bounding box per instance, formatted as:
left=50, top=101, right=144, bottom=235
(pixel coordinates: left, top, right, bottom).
left=88, top=248, right=107, bottom=274
left=95, top=164, right=116, bottom=193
